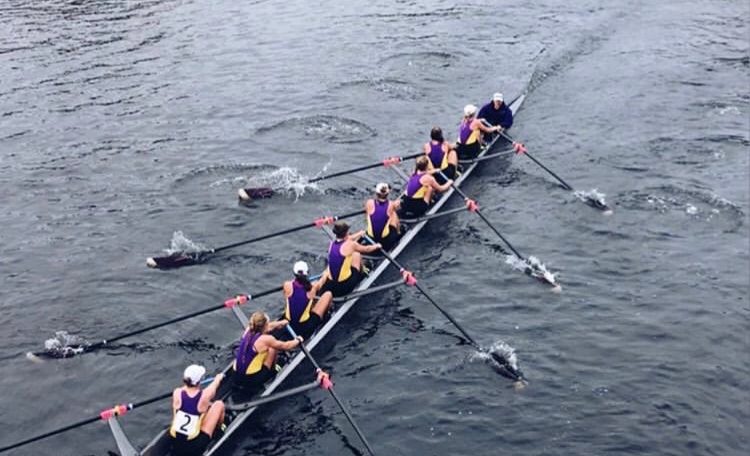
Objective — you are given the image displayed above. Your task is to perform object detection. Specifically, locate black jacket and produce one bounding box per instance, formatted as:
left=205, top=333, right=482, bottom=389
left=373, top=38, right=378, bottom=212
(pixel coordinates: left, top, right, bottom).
left=478, top=101, right=513, bottom=129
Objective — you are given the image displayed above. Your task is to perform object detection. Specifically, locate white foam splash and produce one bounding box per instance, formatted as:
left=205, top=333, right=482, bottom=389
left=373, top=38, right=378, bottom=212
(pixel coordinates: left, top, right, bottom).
left=241, top=166, right=327, bottom=200
left=44, top=331, right=86, bottom=356
left=470, top=340, right=520, bottom=372
left=167, top=231, right=207, bottom=254
left=505, top=254, right=558, bottom=285
left=575, top=188, right=608, bottom=207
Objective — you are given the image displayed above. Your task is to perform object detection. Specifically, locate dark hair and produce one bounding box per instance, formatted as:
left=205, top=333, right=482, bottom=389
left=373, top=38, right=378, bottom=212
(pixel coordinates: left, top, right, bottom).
left=332, top=221, right=349, bottom=238
left=430, top=127, right=444, bottom=143
left=294, top=273, right=312, bottom=292
left=415, top=156, right=429, bottom=171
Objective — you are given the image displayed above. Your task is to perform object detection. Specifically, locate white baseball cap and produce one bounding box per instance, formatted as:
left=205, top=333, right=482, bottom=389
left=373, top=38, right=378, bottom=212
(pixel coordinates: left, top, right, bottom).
left=375, top=182, right=390, bottom=195
left=492, top=92, right=504, bottom=102
left=183, top=364, right=206, bottom=386
left=293, top=260, right=309, bottom=276
left=463, top=104, right=477, bottom=116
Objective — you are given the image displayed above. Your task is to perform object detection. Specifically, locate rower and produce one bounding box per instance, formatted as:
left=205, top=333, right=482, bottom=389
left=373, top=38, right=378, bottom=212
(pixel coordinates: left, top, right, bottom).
left=477, top=92, right=513, bottom=140
left=169, top=364, right=225, bottom=456
left=365, top=182, right=401, bottom=251
left=455, top=104, right=501, bottom=160
left=283, top=261, right=333, bottom=339
left=232, top=311, right=302, bottom=395
left=423, top=126, right=458, bottom=185
left=318, top=221, right=381, bottom=298
left=399, top=156, right=453, bottom=218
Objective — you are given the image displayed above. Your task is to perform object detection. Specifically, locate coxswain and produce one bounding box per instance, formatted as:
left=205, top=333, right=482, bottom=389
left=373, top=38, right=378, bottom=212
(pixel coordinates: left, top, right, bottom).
left=365, top=182, right=401, bottom=251
left=423, top=126, right=458, bottom=185
left=283, top=261, right=333, bottom=339
left=318, top=221, right=381, bottom=298
left=232, top=311, right=302, bottom=394
left=399, top=156, right=453, bottom=217
left=169, top=364, right=225, bottom=456
left=455, top=104, right=501, bottom=160
left=477, top=92, right=513, bottom=139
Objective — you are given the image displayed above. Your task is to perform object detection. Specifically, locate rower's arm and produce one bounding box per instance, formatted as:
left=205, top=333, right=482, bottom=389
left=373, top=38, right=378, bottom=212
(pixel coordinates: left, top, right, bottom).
left=200, top=373, right=224, bottom=405
left=171, top=389, right=181, bottom=413
left=476, top=119, right=500, bottom=134
left=267, top=319, right=288, bottom=332
left=428, top=174, right=453, bottom=192
left=352, top=240, right=381, bottom=254
left=267, top=335, right=303, bottom=351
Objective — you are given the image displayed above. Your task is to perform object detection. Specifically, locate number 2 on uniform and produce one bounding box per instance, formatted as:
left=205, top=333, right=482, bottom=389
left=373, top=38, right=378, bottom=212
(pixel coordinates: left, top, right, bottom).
left=179, top=414, right=191, bottom=432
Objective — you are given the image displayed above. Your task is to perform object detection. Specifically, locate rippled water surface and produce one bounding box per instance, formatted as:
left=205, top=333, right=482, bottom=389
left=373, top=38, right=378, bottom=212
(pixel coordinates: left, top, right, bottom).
left=1, top=1, right=747, bottom=455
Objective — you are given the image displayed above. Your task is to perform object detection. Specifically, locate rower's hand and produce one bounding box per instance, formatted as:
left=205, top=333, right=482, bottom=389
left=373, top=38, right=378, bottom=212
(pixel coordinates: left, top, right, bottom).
left=494, top=126, right=503, bottom=133
left=295, top=335, right=304, bottom=344
left=279, top=319, right=289, bottom=327
left=215, top=373, right=225, bottom=382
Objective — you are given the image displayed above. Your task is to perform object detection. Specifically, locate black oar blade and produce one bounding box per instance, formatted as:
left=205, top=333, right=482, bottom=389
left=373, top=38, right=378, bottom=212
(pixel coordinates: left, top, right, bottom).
left=146, top=252, right=201, bottom=269
left=26, top=345, right=87, bottom=361
left=586, top=197, right=613, bottom=214
left=490, top=352, right=523, bottom=381
left=238, top=187, right=275, bottom=201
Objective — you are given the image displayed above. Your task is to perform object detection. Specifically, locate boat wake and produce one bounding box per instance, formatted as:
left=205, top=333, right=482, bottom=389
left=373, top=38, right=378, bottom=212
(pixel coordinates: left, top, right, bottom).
left=505, top=255, right=560, bottom=289
left=255, top=115, right=377, bottom=144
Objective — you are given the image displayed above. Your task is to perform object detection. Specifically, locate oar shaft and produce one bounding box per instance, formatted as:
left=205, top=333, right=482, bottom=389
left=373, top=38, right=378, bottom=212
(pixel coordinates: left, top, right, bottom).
left=361, top=235, right=480, bottom=349
left=438, top=173, right=525, bottom=260
left=100, top=304, right=226, bottom=346
left=499, top=131, right=573, bottom=191
left=0, top=416, right=99, bottom=453
left=286, top=326, right=376, bottom=456
left=0, top=379, right=195, bottom=453
left=308, top=152, right=422, bottom=184
left=227, top=381, right=320, bottom=411
left=49, top=285, right=285, bottom=356
left=214, top=209, right=364, bottom=253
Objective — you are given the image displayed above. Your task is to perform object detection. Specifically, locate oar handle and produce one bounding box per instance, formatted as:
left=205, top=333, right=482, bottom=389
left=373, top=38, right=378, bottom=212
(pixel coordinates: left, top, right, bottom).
left=285, top=325, right=376, bottom=456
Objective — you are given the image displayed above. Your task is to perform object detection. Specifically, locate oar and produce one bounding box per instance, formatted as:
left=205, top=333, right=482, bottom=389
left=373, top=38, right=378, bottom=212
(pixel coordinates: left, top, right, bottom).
left=226, top=379, right=324, bottom=411
left=238, top=152, right=423, bottom=201
left=493, top=127, right=611, bottom=213
left=362, top=235, right=524, bottom=382
left=28, top=283, right=286, bottom=360
left=0, top=375, right=216, bottom=453
left=286, top=325, right=376, bottom=456
left=146, top=209, right=364, bottom=269
left=437, top=171, right=560, bottom=289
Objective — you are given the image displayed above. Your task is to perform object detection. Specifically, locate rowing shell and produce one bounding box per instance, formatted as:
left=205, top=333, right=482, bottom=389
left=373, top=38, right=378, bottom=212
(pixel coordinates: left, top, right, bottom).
left=127, top=94, right=526, bottom=456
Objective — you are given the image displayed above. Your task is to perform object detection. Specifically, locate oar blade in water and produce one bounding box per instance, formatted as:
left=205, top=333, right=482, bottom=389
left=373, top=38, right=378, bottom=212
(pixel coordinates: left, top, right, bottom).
left=490, top=351, right=523, bottom=382
left=237, top=187, right=275, bottom=201
left=146, top=252, right=201, bottom=269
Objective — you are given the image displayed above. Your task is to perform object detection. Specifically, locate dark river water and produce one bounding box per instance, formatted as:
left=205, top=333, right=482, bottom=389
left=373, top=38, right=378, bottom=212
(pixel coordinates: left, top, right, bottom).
left=1, top=0, right=748, bottom=455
